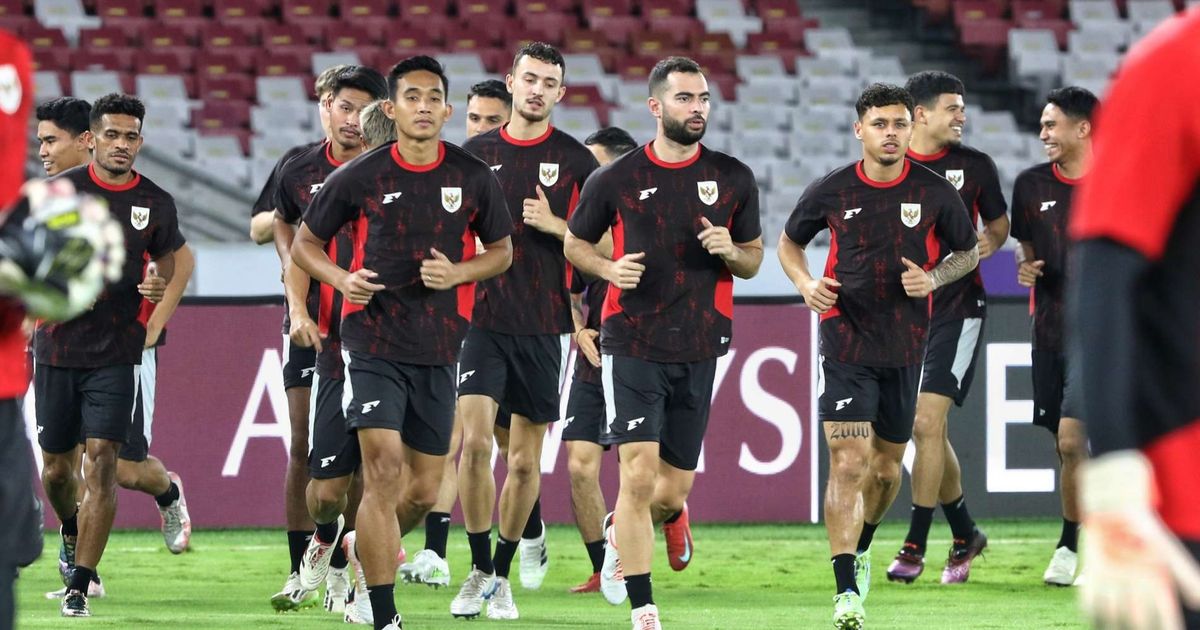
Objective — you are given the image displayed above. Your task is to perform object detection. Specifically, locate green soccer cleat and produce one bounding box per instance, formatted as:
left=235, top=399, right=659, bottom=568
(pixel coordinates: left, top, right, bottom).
left=833, top=589, right=865, bottom=630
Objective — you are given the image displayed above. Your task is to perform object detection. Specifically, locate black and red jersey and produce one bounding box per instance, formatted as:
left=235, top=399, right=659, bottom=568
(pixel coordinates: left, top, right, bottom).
left=303, top=141, right=512, bottom=366
left=568, top=143, right=761, bottom=363
left=35, top=164, right=186, bottom=368
left=315, top=221, right=355, bottom=380
left=907, top=143, right=1007, bottom=322
left=462, top=125, right=598, bottom=335
left=1010, top=162, right=1079, bottom=353
left=251, top=140, right=320, bottom=217
left=570, top=269, right=607, bottom=384
left=785, top=159, right=976, bottom=368
left=0, top=29, right=31, bottom=398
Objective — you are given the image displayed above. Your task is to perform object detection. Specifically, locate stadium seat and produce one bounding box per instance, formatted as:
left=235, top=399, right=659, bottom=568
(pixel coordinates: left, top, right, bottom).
left=1012, top=0, right=1067, bottom=20
left=136, top=73, right=189, bottom=101
left=803, top=27, right=854, bottom=52
left=562, top=27, right=606, bottom=54
left=94, top=0, right=143, bottom=20
left=741, top=156, right=775, bottom=187
left=614, top=55, right=659, bottom=81
left=33, top=69, right=65, bottom=102
left=382, top=26, right=441, bottom=51
left=154, top=0, right=203, bottom=20
left=954, top=0, right=1006, bottom=28
left=739, top=77, right=797, bottom=106
left=630, top=30, right=681, bottom=57
left=34, top=0, right=99, bottom=34
left=196, top=50, right=253, bottom=77
left=261, top=21, right=324, bottom=49
left=609, top=106, right=656, bottom=138
left=398, top=0, right=447, bottom=19
left=1074, top=18, right=1132, bottom=47
left=250, top=101, right=311, bottom=132
left=753, top=0, right=801, bottom=19
left=141, top=99, right=190, bottom=130
left=859, top=55, right=905, bottom=79
left=552, top=106, right=602, bottom=140
left=258, top=50, right=313, bottom=76
left=1069, top=0, right=1119, bottom=22
left=251, top=132, right=302, bottom=163
left=312, top=50, right=360, bottom=72
left=586, top=14, right=641, bottom=47
left=745, top=31, right=805, bottom=59
left=524, top=11, right=577, bottom=43
left=144, top=23, right=193, bottom=48
left=445, top=26, right=497, bottom=51
left=282, top=0, right=332, bottom=21
left=795, top=53, right=851, bottom=79
left=762, top=15, right=820, bottom=41
left=581, top=0, right=632, bottom=20
left=212, top=0, right=266, bottom=21
left=73, top=47, right=132, bottom=71
left=734, top=54, right=786, bottom=81
left=1066, top=27, right=1121, bottom=54
left=733, top=102, right=789, bottom=131
left=437, top=52, right=486, bottom=77
left=701, top=14, right=762, bottom=47
left=193, top=100, right=252, bottom=131
left=79, top=24, right=134, bottom=47
left=457, top=0, right=503, bottom=18
left=513, top=0, right=573, bottom=16
left=256, top=75, right=308, bottom=103
left=338, top=0, right=390, bottom=19
left=151, top=127, right=197, bottom=157
left=198, top=74, right=254, bottom=101
left=691, top=30, right=737, bottom=57
left=0, top=0, right=25, bottom=18
left=71, top=69, right=125, bottom=102
left=695, top=0, right=743, bottom=21
left=134, top=49, right=192, bottom=74
left=195, top=133, right=249, bottom=171
left=23, top=23, right=67, bottom=49
left=643, top=0, right=692, bottom=18
left=733, top=128, right=786, bottom=158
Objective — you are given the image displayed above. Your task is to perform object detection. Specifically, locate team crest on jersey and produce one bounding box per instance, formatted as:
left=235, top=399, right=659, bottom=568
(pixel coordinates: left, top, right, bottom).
left=441, top=187, right=462, bottom=213
left=697, top=181, right=718, bottom=206
left=0, top=64, right=21, bottom=115
left=538, top=163, right=559, bottom=187
left=945, top=169, right=964, bottom=191
left=131, top=205, right=150, bottom=230
left=900, top=203, right=921, bottom=228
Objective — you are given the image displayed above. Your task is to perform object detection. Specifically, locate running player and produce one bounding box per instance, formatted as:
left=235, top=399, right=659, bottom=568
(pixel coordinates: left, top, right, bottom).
left=291, top=55, right=514, bottom=630
left=1071, top=9, right=1200, bottom=629
left=451, top=42, right=598, bottom=619
left=35, top=93, right=188, bottom=617
left=778, top=83, right=978, bottom=628
left=272, top=65, right=388, bottom=613
left=887, top=71, right=1008, bottom=584
left=1009, top=86, right=1097, bottom=587
left=564, top=126, right=636, bottom=594
left=565, top=57, right=763, bottom=630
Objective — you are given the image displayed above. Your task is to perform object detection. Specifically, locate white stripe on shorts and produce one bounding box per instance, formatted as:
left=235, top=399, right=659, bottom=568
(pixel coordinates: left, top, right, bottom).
left=307, top=371, right=321, bottom=454
left=816, top=355, right=826, bottom=398
left=130, top=362, right=142, bottom=436
left=600, top=354, right=616, bottom=435
left=282, top=334, right=291, bottom=365
left=340, top=349, right=355, bottom=418
left=951, top=318, right=983, bottom=388
left=140, top=347, right=157, bottom=445
left=557, top=333, right=571, bottom=391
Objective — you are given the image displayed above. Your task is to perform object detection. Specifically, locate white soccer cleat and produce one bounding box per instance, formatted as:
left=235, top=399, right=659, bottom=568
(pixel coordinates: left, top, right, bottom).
left=271, top=571, right=319, bottom=612
left=486, top=576, right=519, bottom=620
left=398, top=549, right=451, bottom=588
left=450, top=568, right=496, bottom=619
left=1043, top=546, right=1078, bottom=586
left=45, top=576, right=105, bottom=600
left=158, top=471, right=192, bottom=554
left=631, top=603, right=663, bottom=629
left=300, top=515, right=346, bottom=591
left=601, top=513, right=627, bottom=606
left=381, top=613, right=403, bottom=629
left=342, top=531, right=373, bottom=625
left=324, top=566, right=350, bottom=613
left=518, top=523, right=550, bottom=590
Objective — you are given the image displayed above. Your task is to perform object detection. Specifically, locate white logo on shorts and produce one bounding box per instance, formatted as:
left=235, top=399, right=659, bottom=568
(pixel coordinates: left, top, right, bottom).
left=562, top=415, right=575, bottom=429
left=720, top=336, right=730, bottom=344
left=301, top=367, right=315, bottom=379
left=320, top=456, right=337, bottom=468
left=626, top=417, right=646, bottom=431
left=362, top=400, right=381, bottom=414
left=834, top=397, right=854, bottom=411
left=459, top=370, right=475, bottom=385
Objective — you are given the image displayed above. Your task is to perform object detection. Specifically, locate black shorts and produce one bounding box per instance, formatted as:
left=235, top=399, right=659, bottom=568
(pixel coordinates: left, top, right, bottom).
left=282, top=335, right=317, bottom=390
left=919, top=317, right=984, bottom=406
left=817, top=357, right=920, bottom=444
left=120, top=347, right=158, bottom=462
left=342, top=351, right=455, bottom=456
left=1031, top=349, right=1079, bottom=434
left=0, top=397, right=44, bottom=568
left=456, top=327, right=569, bottom=424
left=494, top=404, right=513, bottom=431
left=308, top=374, right=360, bottom=479
left=562, top=378, right=607, bottom=446
left=600, top=355, right=715, bottom=471
left=35, top=363, right=137, bottom=453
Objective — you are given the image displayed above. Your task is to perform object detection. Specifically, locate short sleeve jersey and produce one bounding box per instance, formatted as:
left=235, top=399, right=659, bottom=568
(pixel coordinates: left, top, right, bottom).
left=251, top=141, right=319, bottom=217
left=303, top=141, right=512, bottom=366
left=315, top=221, right=355, bottom=380
left=463, top=126, right=598, bottom=335
left=0, top=29, right=32, bottom=398
left=785, top=159, right=976, bottom=368
left=274, top=141, right=346, bottom=336
left=907, top=143, right=1007, bottom=322
left=1009, top=162, right=1079, bottom=353
left=568, top=144, right=761, bottom=363
left=570, top=270, right=607, bottom=384
left=36, top=164, right=187, bottom=368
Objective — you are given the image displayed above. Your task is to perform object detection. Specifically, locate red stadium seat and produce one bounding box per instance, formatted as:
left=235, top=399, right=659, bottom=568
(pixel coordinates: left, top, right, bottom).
left=645, top=15, right=702, bottom=46
left=514, top=0, right=572, bottom=17
left=197, top=74, right=255, bottom=101
left=562, top=26, right=604, bottom=52
left=587, top=14, right=641, bottom=46
left=561, top=83, right=605, bottom=108
left=691, top=30, right=737, bottom=56
left=958, top=17, right=1012, bottom=73
left=32, top=48, right=68, bottom=72
left=0, top=0, right=25, bottom=18
left=1013, top=16, right=1072, bottom=46
left=614, top=54, right=658, bottom=80
left=192, top=100, right=252, bottom=130
left=134, top=49, right=193, bottom=74
left=629, top=30, right=681, bottom=57
left=382, top=26, right=440, bottom=50
left=641, top=0, right=691, bottom=18
left=582, top=0, right=631, bottom=20
left=457, top=0, right=503, bottom=18
left=692, top=51, right=734, bottom=75
left=95, top=0, right=146, bottom=20
left=72, top=48, right=133, bottom=72
left=196, top=50, right=254, bottom=77
left=323, top=21, right=386, bottom=48
left=143, top=23, right=194, bottom=47
left=398, top=0, right=447, bottom=19
left=212, top=0, right=266, bottom=21
left=445, top=26, right=495, bottom=51
left=260, top=21, right=322, bottom=49
left=761, top=15, right=819, bottom=41
left=1012, top=0, right=1066, bottom=20
left=753, top=0, right=801, bottom=19
left=0, top=15, right=34, bottom=35
left=79, top=25, right=134, bottom=47
left=258, top=49, right=313, bottom=76
left=524, top=11, right=577, bottom=43
left=23, top=23, right=67, bottom=49
left=954, top=0, right=1006, bottom=28
left=282, top=0, right=333, bottom=22
left=457, top=14, right=518, bottom=44
left=200, top=22, right=257, bottom=48
left=337, top=0, right=390, bottom=19
left=154, top=0, right=204, bottom=20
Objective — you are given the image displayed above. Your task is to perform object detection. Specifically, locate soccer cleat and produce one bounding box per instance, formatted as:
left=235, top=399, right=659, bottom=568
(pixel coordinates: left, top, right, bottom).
left=58, top=527, right=76, bottom=587
left=886, top=543, right=925, bottom=584
left=832, top=589, right=865, bottom=630
left=324, top=567, right=350, bottom=613
left=270, top=571, right=320, bottom=612
left=450, top=568, right=496, bottom=619
left=342, top=531, right=373, bottom=625
left=662, top=503, right=693, bottom=572
left=518, top=522, right=550, bottom=590
left=398, top=548, right=451, bottom=588
left=299, top=514, right=345, bottom=591
left=45, top=575, right=105, bottom=600
left=1042, top=546, right=1078, bottom=586
left=486, top=576, right=519, bottom=620
left=60, top=589, right=90, bottom=617
left=631, top=603, right=663, bottom=629
left=381, top=614, right=403, bottom=629
left=569, top=572, right=601, bottom=593
left=600, top=512, right=627, bottom=605
left=158, top=471, right=192, bottom=554
left=854, top=547, right=871, bottom=600
left=942, top=528, right=989, bottom=585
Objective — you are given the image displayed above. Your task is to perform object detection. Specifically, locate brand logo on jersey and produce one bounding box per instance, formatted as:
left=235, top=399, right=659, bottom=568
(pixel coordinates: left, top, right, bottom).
left=626, top=417, right=646, bottom=431
left=490, top=164, right=502, bottom=172
left=441, top=187, right=462, bottom=213
left=697, top=181, right=718, bottom=206
left=900, top=203, right=921, bottom=228
left=459, top=369, right=475, bottom=385
left=639, top=187, right=658, bottom=200
left=539, top=162, right=559, bottom=187
left=1040, top=201, right=1057, bottom=212
left=945, top=169, right=964, bottom=191
left=309, top=183, right=324, bottom=195
left=834, top=397, right=854, bottom=411
left=843, top=208, right=862, bottom=220
left=320, top=455, right=337, bottom=468
left=0, top=64, right=21, bottom=115
left=131, top=205, right=150, bottom=230
left=382, top=192, right=403, bottom=204
left=720, top=336, right=730, bottom=344
left=301, top=367, right=315, bottom=379
left=361, top=400, right=380, bottom=414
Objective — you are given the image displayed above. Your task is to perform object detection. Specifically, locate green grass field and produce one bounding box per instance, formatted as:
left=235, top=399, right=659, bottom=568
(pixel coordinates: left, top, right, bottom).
left=16, top=520, right=1086, bottom=629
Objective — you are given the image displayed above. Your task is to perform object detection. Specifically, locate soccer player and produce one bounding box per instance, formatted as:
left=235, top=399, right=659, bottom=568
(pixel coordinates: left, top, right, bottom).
left=450, top=42, right=598, bottom=619
left=35, top=93, right=188, bottom=617
left=1008, top=86, right=1096, bottom=587
left=37, top=97, right=92, bottom=178
left=886, top=71, right=1008, bottom=584
left=249, top=65, right=349, bottom=245
left=291, top=55, right=513, bottom=630
left=565, top=56, right=764, bottom=630
left=1070, top=9, right=1200, bottom=629
left=360, top=100, right=397, bottom=148
left=272, top=65, right=388, bottom=612
left=465, top=79, right=512, bottom=139
left=563, top=126, right=636, bottom=594
left=778, top=83, right=978, bottom=628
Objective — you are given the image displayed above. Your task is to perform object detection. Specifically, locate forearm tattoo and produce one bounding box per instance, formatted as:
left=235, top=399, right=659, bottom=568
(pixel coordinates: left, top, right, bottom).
left=929, top=246, right=980, bottom=290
